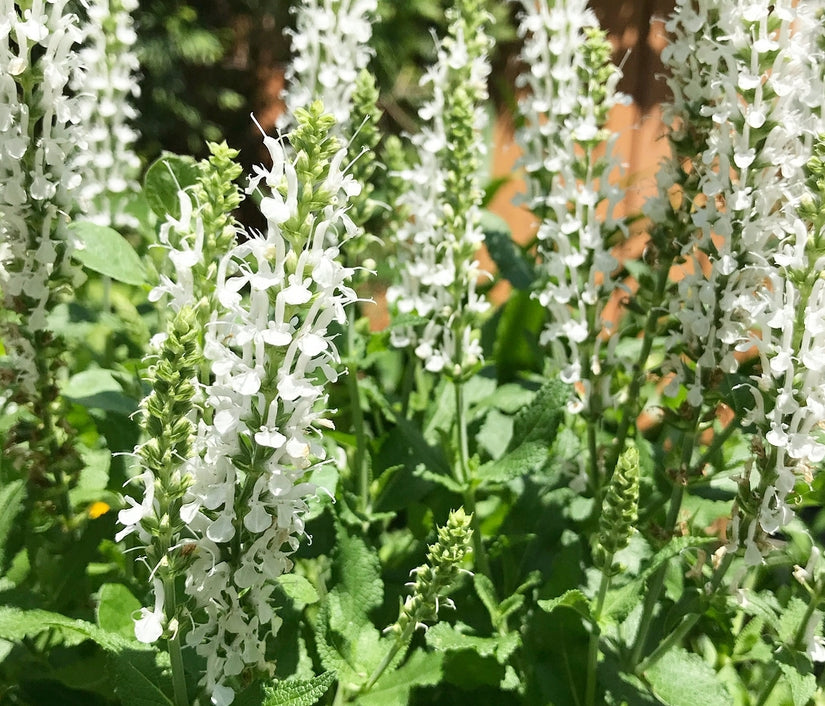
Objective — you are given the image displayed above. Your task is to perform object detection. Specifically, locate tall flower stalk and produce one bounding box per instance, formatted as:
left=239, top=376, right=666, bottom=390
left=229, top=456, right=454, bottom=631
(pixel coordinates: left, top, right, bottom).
left=0, top=0, right=85, bottom=531
left=514, top=0, right=627, bottom=490
left=71, top=0, right=141, bottom=229
left=179, top=103, right=360, bottom=705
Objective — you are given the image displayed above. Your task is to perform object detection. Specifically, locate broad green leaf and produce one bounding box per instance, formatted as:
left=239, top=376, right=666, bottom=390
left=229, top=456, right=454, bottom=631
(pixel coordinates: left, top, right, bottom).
left=643, top=646, right=730, bottom=706
left=412, top=464, right=463, bottom=493
left=425, top=623, right=520, bottom=664
left=474, top=382, right=536, bottom=414
left=143, top=153, right=199, bottom=220
left=68, top=221, right=147, bottom=285
left=777, top=648, right=817, bottom=706
left=538, top=589, right=592, bottom=621
left=394, top=417, right=451, bottom=477
left=109, top=649, right=174, bottom=706
left=356, top=649, right=443, bottom=706
left=482, top=211, right=535, bottom=289
left=279, top=574, right=320, bottom=607
left=490, top=289, right=545, bottom=380
left=333, top=524, right=383, bottom=617
left=0, top=606, right=140, bottom=653
left=263, top=671, right=336, bottom=706
left=477, top=408, right=512, bottom=460
left=62, top=368, right=138, bottom=415
left=96, top=583, right=141, bottom=639
left=0, top=479, right=25, bottom=571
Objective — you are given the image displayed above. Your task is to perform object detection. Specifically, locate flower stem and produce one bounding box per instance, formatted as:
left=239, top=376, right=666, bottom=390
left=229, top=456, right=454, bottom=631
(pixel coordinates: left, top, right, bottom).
left=363, top=619, right=416, bottom=693
left=163, top=575, right=189, bottom=706
left=346, top=306, right=370, bottom=515
left=585, top=556, right=613, bottom=706
left=454, top=379, right=490, bottom=578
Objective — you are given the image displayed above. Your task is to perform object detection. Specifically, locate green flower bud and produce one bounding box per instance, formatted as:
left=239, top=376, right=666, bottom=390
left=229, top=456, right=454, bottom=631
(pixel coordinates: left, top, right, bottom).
left=594, top=445, right=640, bottom=573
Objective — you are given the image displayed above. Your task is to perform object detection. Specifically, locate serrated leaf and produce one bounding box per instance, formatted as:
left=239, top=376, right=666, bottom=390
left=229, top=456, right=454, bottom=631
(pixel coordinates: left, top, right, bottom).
left=279, top=574, right=320, bottom=607
left=477, top=438, right=551, bottom=482
left=333, top=525, right=383, bottom=616
left=510, top=378, right=567, bottom=448
left=263, top=671, right=336, bottom=706
left=602, top=536, right=715, bottom=622
left=0, top=606, right=140, bottom=653
left=109, top=649, right=174, bottom=706
left=96, top=583, right=141, bottom=640
left=537, top=589, right=592, bottom=620
left=412, top=464, right=463, bottom=493
left=425, top=623, right=519, bottom=664
left=643, top=646, right=730, bottom=706
left=777, top=648, right=817, bottom=706
left=143, top=154, right=199, bottom=220
left=481, top=211, right=535, bottom=289
left=0, top=479, right=25, bottom=572
left=69, top=221, right=147, bottom=285
left=356, top=649, right=443, bottom=706
left=473, top=574, right=499, bottom=625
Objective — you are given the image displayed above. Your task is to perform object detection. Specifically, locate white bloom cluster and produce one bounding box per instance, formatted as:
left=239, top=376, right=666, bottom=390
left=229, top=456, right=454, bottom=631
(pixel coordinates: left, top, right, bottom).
left=386, top=1, right=492, bottom=376
left=515, top=0, right=627, bottom=412
left=660, top=0, right=824, bottom=558
left=280, top=0, right=377, bottom=130
left=180, top=120, right=359, bottom=705
left=0, top=0, right=84, bottom=394
left=71, top=0, right=141, bottom=229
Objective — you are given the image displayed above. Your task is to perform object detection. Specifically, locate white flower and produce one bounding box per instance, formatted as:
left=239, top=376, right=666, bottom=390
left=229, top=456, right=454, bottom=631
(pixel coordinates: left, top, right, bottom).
left=134, top=578, right=166, bottom=644
left=280, top=0, right=377, bottom=131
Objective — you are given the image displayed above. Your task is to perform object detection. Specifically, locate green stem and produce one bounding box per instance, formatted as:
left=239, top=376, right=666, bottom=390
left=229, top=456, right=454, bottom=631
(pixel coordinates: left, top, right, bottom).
left=163, top=575, right=189, bottom=706
left=691, top=417, right=739, bottom=477
left=400, top=351, right=416, bottom=419
left=628, top=482, right=685, bottom=668
left=586, top=562, right=613, bottom=706
left=637, top=549, right=735, bottom=674
left=454, top=379, right=491, bottom=578
left=608, top=258, right=672, bottom=479
left=363, top=619, right=417, bottom=693
left=346, top=307, right=369, bottom=514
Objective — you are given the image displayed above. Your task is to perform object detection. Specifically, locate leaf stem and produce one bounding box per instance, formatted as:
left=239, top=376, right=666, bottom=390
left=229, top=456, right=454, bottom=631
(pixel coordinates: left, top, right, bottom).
left=586, top=560, right=613, bottom=706
left=163, top=574, right=189, bottom=706
left=346, top=307, right=370, bottom=515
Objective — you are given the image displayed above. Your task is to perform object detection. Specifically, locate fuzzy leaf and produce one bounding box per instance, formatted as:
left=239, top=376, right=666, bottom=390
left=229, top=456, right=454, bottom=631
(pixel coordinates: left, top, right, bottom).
left=0, top=607, right=141, bottom=653
left=0, top=479, right=25, bottom=572
left=482, top=211, right=535, bottom=289
left=263, top=671, right=336, bottom=706
left=643, top=646, right=731, bottom=706
left=143, top=154, right=199, bottom=220
left=777, top=648, right=817, bottom=706
left=69, top=221, right=147, bottom=285
left=62, top=368, right=138, bottom=415
left=279, top=574, right=320, bottom=607
left=537, top=589, right=591, bottom=620
left=356, top=649, right=443, bottom=706
left=109, top=649, right=174, bottom=706
left=425, top=623, right=519, bottom=663
left=96, top=583, right=141, bottom=640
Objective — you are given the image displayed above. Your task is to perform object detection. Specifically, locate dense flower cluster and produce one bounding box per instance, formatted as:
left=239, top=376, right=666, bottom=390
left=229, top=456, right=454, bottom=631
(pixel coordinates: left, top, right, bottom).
left=71, top=0, right=141, bottom=229
left=657, top=0, right=824, bottom=561
left=179, top=104, right=359, bottom=705
left=515, top=0, right=627, bottom=414
left=279, top=0, right=377, bottom=131
left=387, top=0, right=492, bottom=376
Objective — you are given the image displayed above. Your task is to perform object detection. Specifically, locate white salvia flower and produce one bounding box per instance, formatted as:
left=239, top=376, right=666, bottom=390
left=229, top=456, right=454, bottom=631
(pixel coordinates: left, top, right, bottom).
left=182, top=106, right=358, bottom=703
left=0, top=0, right=85, bottom=395
left=71, top=0, right=141, bottom=228
left=134, top=577, right=166, bottom=644
left=387, top=0, right=492, bottom=377
left=279, top=0, right=377, bottom=131
left=514, top=0, right=628, bottom=414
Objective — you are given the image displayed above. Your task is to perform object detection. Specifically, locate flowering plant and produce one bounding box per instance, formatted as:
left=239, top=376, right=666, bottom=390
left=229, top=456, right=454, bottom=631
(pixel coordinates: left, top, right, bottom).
left=1, top=1, right=825, bottom=705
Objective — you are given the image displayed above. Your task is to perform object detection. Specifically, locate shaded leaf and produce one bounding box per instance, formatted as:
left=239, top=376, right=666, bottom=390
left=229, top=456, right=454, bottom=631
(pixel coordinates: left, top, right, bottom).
left=96, top=583, right=141, bottom=640
left=0, top=480, right=25, bottom=572
left=643, top=646, right=730, bottom=706
left=263, top=671, right=336, bottom=706
left=538, top=589, right=591, bottom=621
left=143, top=154, right=199, bottom=220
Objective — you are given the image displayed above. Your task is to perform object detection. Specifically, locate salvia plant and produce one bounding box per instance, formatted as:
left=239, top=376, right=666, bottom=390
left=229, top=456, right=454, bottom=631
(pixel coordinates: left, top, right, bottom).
left=3, top=0, right=825, bottom=705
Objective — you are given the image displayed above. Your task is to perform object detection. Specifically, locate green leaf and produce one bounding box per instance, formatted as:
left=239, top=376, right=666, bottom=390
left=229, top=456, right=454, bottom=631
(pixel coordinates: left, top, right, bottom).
left=333, top=524, right=383, bottom=617
left=96, top=583, right=141, bottom=639
left=643, top=646, right=731, bottom=706
left=68, top=221, right=147, bottom=285
left=263, top=671, right=336, bottom=706
left=537, top=589, right=592, bottom=621
left=490, top=290, right=545, bottom=380
left=356, top=649, right=443, bottom=706
left=143, top=154, right=200, bottom=220
left=777, top=648, right=817, bottom=706
left=109, top=649, right=174, bottom=706
left=481, top=211, right=535, bottom=289
left=0, top=606, right=140, bottom=653
left=425, top=623, right=519, bottom=664
left=278, top=574, right=320, bottom=607
left=478, top=378, right=567, bottom=482
left=0, top=479, right=25, bottom=572
left=62, top=368, right=138, bottom=415
left=473, top=574, right=499, bottom=625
